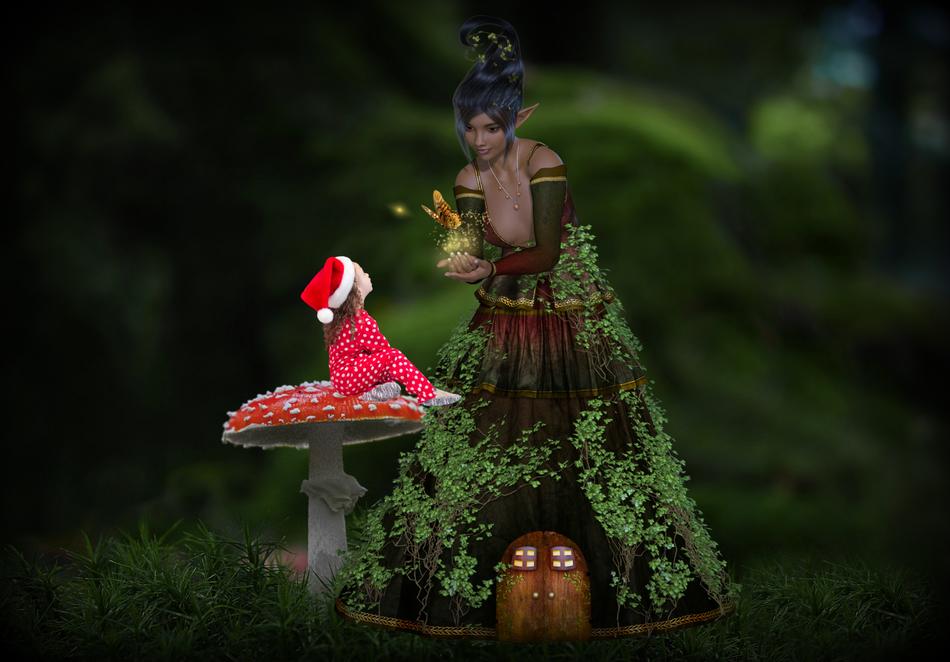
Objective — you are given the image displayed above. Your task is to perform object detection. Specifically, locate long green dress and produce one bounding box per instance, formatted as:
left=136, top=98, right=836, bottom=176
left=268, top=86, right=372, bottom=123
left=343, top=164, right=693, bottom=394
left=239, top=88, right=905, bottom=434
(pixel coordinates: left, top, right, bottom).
left=335, top=143, right=740, bottom=638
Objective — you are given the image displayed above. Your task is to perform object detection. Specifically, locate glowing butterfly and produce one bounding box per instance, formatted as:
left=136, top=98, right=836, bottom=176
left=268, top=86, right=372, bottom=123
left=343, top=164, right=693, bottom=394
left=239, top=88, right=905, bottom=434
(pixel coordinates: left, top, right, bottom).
left=420, top=190, right=461, bottom=229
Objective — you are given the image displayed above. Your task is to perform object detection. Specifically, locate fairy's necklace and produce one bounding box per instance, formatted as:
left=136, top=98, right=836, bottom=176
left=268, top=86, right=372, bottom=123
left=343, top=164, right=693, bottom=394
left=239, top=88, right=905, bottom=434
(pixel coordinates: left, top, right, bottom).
left=473, top=152, right=527, bottom=249
left=487, top=140, right=521, bottom=210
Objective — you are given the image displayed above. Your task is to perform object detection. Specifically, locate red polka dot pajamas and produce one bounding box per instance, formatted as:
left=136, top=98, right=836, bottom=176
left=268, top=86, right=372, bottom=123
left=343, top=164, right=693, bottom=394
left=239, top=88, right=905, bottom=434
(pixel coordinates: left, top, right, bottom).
left=328, top=309, right=437, bottom=402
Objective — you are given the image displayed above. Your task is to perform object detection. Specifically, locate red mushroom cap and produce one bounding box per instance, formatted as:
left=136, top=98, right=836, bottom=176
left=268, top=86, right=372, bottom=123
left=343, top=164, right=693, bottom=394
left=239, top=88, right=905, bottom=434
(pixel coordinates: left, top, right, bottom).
left=222, top=380, right=424, bottom=449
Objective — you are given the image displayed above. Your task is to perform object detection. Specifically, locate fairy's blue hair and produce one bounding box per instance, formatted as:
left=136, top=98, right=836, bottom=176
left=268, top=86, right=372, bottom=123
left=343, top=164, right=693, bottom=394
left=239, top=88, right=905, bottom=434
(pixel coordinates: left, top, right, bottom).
left=452, top=15, right=525, bottom=161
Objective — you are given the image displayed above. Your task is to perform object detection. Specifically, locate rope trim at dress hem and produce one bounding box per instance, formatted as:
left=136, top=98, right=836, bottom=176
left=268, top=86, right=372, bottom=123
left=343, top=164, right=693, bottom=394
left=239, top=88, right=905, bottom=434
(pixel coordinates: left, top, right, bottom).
left=335, top=597, right=736, bottom=640
left=591, top=601, right=736, bottom=638
left=472, top=376, right=648, bottom=398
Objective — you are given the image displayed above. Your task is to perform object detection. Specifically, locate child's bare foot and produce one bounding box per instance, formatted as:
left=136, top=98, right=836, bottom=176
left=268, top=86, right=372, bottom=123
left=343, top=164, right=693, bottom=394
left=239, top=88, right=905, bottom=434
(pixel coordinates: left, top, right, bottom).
left=421, top=388, right=461, bottom=407
left=360, top=381, right=401, bottom=401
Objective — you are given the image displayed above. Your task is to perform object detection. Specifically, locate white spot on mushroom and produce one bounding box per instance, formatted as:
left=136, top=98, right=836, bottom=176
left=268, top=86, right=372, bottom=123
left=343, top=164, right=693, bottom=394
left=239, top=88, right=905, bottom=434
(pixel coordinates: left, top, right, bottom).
left=244, top=416, right=251, bottom=421
left=353, top=404, right=363, bottom=410
left=322, top=405, right=335, bottom=411
left=368, top=404, right=377, bottom=411
left=289, top=408, right=300, bottom=414
left=264, top=412, right=274, bottom=418
left=333, top=392, right=344, bottom=398
left=306, top=415, right=316, bottom=420
left=388, top=403, right=402, bottom=409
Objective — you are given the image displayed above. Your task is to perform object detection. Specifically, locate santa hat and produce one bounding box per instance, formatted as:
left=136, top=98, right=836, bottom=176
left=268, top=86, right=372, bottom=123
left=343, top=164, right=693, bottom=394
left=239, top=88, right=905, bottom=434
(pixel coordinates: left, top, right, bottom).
left=300, top=255, right=355, bottom=324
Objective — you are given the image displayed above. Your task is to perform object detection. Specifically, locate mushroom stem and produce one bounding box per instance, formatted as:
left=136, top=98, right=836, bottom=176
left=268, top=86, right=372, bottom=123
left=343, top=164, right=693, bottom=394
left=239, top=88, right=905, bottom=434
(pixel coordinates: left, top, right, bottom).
left=299, top=424, right=367, bottom=594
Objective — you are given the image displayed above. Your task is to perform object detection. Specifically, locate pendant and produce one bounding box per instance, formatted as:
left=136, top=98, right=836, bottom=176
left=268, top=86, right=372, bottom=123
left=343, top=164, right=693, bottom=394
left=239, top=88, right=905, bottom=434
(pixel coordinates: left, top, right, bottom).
left=514, top=203, right=519, bottom=210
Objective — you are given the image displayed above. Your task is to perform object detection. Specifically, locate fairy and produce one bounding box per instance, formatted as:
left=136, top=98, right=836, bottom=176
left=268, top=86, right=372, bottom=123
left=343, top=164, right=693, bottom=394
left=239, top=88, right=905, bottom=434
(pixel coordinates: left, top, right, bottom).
left=334, top=15, right=740, bottom=641
left=300, top=255, right=461, bottom=407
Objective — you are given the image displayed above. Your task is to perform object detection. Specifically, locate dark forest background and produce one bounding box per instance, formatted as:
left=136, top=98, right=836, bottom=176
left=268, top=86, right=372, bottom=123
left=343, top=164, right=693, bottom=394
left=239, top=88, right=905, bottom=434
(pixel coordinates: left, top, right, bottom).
left=8, top=0, right=949, bottom=616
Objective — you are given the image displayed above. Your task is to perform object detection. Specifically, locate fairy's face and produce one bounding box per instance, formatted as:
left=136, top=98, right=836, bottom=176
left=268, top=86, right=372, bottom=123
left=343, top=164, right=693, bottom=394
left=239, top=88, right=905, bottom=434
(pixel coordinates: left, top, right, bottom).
left=464, top=112, right=507, bottom=162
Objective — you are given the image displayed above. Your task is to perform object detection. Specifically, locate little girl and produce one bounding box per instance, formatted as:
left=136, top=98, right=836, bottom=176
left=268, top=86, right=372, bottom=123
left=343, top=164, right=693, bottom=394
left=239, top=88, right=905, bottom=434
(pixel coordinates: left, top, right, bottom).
left=301, top=255, right=461, bottom=407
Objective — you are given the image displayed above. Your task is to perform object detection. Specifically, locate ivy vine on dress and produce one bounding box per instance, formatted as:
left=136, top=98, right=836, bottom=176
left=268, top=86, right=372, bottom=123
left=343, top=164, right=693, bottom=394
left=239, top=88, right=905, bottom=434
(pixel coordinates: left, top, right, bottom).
left=336, top=221, right=739, bottom=624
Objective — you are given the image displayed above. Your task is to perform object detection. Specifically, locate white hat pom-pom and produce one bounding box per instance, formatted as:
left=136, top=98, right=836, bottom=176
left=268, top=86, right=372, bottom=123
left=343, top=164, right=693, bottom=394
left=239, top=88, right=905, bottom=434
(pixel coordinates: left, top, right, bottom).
left=317, top=308, right=334, bottom=324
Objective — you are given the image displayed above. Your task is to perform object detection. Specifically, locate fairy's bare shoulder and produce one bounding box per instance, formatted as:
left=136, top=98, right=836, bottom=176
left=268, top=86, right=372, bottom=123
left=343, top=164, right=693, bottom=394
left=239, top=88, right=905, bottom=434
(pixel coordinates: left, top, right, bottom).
left=455, top=162, right=478, bottom=189
left=526, top=142, right=564, bottom=178
left=453, top=140, right=564, bottom=187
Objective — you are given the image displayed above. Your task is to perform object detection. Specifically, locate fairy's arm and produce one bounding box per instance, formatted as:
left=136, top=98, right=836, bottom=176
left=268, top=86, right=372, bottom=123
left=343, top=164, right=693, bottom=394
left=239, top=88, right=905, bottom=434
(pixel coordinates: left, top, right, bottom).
left=452, top=165, right=487, bottom=284
left=436, top=163, right=491, bottom=285
left=490, top=148, right=566, bottom=276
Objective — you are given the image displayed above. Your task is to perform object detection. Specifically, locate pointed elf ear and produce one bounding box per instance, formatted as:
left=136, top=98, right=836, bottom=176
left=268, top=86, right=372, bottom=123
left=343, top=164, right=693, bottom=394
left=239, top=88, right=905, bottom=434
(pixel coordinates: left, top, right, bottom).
left=515, top=102, right=540, bottom=129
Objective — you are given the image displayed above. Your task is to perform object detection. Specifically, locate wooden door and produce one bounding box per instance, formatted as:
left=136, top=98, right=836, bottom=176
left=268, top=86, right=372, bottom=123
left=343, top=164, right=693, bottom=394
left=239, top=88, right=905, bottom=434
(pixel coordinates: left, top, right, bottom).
left=496, top=530, right=591, bottom=641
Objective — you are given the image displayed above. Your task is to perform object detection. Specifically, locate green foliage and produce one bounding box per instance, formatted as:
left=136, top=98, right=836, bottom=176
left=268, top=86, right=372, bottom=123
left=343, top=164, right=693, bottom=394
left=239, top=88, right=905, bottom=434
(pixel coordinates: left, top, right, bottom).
left=536, top=217, right=740, bottom=616
left=2, top=522, right=319, bottom=659
left=529, top=70, right=742, bottom=180
left=750, top=94, right=869, bottom=169
left=550, top=222, right=644, bottom=374
left=567, top=389, right=737, bottom=617
left=336, top=316, right=567, bottom=620
left=11, top=12, right=945, bottom=658
left=15, top=18, right=942, bottom=593
left=335, top=217, right=744, bottom=623
left=1, top=531, right=938, bottom=660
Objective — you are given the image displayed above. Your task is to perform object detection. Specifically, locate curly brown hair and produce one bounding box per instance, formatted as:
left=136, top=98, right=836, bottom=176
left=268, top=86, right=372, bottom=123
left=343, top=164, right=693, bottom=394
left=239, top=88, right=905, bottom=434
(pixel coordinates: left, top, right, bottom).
left=321, top=285, right=364, bottom=351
